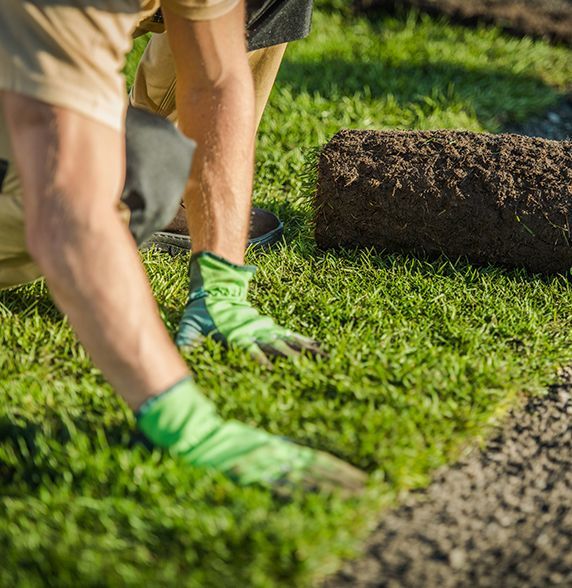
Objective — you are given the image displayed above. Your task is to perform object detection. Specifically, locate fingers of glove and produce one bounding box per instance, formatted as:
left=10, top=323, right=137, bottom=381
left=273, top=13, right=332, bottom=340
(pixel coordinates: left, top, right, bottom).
left=275, top=451, right=367, bottom=499
left=244, top=343, right=274, bottom=369
left=301, top=452, right=367, bottom=495
left=176, top=327, right=207, bottom=350
left=256, top=339, right=301, bottom=360
left=284, top=334, right=328, bottom=358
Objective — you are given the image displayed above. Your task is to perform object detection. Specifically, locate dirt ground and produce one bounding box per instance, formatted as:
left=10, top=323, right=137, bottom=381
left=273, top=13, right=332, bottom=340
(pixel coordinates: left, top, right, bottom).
left=324, top=369, right=572, bottom=588
left=509, top=95, right=572, bottom=141
left=315, top=130, right=572, bottom=274
left=354, top=0, right=572, bottom=46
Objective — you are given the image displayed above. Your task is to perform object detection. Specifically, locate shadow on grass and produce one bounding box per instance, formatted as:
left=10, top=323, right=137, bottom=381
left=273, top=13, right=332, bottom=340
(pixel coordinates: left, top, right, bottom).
left=0, top=410, right=143, bottom=492
left=0, top=281, right=58, bottom=319
left=330, top=246, right=571, bottom=284
left=276, top=57, right=561, bottom=129
left=353, top=0, right=572, bottom=46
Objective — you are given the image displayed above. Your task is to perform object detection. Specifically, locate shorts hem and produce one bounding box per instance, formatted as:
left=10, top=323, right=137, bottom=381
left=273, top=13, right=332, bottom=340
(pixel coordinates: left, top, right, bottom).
left=0, top=65, right=125, bottom=132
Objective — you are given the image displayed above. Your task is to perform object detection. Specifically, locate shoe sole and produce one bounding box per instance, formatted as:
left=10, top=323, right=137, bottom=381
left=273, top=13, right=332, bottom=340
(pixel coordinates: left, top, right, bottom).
left=141, top=207, right=284, bottom=255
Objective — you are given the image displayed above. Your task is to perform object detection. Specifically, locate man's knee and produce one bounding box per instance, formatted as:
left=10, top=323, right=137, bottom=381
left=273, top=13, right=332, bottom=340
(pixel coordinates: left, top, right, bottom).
left=130, top=33, right=178, bottom=121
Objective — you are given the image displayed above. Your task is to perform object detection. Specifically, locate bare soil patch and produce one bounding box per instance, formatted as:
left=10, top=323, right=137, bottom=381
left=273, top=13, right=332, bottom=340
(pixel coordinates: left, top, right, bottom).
left=315, top=130, right=572, bottom=274
left=354, top=0, right=572, bottom=46
left=324, top=371, right=572, bottom=588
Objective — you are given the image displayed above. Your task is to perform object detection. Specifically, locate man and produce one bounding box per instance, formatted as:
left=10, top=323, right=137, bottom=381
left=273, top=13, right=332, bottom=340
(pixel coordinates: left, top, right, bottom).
left=0, top=0, right=365, bottom=494
left=131, top=1, right=321, bottom=361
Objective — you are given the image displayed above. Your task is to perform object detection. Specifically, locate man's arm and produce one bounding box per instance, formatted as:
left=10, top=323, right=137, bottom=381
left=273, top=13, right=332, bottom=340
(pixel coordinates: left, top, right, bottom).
left=163, top=1, right=254, bottom=265
left=163, top=4, right=324, bottom=360
left=1, top=92, right=365, bottom=495
left=1, top=93, right=188, bottom=409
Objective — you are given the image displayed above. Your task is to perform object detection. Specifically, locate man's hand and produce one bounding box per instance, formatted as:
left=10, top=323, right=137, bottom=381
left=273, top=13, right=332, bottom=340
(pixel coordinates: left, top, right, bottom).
left=163, top=5, right=319, bottom=364
left=138, top=377, right=366, bottom=496
left=176, top=252, right=325, bottom=364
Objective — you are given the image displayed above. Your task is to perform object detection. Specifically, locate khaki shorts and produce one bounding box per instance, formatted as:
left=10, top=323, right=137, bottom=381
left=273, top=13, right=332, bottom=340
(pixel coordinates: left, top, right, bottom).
left=131, top=33, right=287, bottom=125
left=0, top=1, right=238, bottom=130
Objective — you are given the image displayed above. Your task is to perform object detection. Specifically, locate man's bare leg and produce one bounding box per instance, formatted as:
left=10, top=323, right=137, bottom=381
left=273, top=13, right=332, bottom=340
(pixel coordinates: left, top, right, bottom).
left=2, top=93, right=188, bottom=410
left=131, top=38, right=287, bottom=133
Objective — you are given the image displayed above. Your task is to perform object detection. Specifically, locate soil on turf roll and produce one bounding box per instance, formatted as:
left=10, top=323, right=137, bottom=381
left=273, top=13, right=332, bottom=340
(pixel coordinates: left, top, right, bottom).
left=354, top=0, right=572, bottom=46
left=315, top=130, right=572, bottom=274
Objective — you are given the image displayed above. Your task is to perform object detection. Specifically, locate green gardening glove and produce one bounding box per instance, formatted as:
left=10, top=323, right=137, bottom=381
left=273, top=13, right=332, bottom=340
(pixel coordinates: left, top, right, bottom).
left=137, top=377, right=366, bottom=496
left=176, top=252, right=325, bottom=363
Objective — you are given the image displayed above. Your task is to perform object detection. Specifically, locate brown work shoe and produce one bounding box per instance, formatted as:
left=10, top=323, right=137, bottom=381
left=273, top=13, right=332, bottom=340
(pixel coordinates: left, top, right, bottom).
left=142, top=203, right=284, bottom=255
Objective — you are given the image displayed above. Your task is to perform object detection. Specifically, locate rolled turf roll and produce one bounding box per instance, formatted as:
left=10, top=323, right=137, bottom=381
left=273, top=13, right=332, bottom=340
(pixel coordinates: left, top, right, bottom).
left=315, top=130, right=572, bottom=274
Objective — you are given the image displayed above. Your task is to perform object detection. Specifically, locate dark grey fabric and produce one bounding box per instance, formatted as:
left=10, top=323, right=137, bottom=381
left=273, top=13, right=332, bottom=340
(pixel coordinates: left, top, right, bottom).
left=246, top=0, right=314, bottom=51
left=0, top=159, right=8, bottom=193
left=146, top=0, right=314, bottom=51
left=122, top=106, right=195, bottom=245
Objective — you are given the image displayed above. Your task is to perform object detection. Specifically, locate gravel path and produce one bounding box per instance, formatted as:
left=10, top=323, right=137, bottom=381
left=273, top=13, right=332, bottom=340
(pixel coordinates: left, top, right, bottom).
left=321, top=99, right=572, bottom=588
left=324, top=370, right=572, bottom=587
left=509, top=95, right=572, bottom=141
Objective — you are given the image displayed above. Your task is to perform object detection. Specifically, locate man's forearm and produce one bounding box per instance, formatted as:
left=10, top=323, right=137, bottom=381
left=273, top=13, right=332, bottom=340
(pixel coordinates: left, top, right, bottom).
left=179, top=79, right=255, bottom=264
left=3, top=94, right=188, bottom=409
left=164, top=4, right=255, bottom=265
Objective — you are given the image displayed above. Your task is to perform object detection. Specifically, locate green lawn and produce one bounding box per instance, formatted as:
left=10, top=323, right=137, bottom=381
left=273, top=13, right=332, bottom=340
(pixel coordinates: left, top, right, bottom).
left=2, top=6, right=572, bottom=587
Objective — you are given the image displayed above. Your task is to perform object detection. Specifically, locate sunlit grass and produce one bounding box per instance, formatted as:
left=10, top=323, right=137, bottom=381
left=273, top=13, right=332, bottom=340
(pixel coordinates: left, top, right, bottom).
left=2, top=7, right=571, bottom=586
